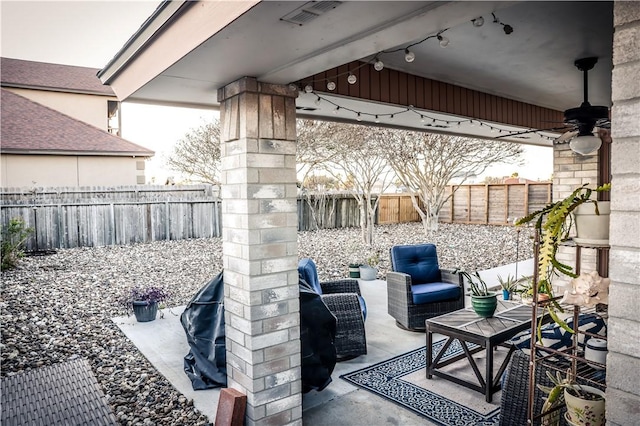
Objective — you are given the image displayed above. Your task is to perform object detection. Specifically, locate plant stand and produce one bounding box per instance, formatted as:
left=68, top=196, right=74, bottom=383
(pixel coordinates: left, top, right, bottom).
left=527, top=233, right=609, bottom=425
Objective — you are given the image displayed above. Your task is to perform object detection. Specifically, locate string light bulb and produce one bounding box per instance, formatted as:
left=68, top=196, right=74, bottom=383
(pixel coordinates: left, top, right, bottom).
left=333, top=106, right=340, bottom=115
left=404, top=48, right=415, bottom=63
left=373, top=57, right=384, bottom=71
left=304, top=84, right=313, bottom=93
left=471, top=16, right=484, bottom=27
left=347, top=73, right=357, bottom=85
left=356, top=112, right=362, bottom=122
left=327, top=81, right=336, bottom=91
left=314, top=96, right=321, bottom=106
left=437, top=34, right=450, bottom=48
left=375, top=115, right=380, bottom=123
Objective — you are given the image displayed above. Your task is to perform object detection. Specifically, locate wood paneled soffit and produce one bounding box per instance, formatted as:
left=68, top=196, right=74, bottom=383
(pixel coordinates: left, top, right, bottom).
left=298, top=61, right=564, bottom=131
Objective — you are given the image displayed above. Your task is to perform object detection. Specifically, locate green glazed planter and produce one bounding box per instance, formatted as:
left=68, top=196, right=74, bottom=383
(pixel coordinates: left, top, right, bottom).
left=471, top=294, right=498, bottom=318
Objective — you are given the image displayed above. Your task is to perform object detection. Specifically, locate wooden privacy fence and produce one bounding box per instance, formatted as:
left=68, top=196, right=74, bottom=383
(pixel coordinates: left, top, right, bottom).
left=378, top=183, right=552, bottom=225
left=1, top=183, right=550, bottom=251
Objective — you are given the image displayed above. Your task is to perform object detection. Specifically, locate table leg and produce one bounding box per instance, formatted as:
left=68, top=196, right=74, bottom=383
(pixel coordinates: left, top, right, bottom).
left=485, top=343, right=494, bottom=403
left=426, top=326, right=433, bottom=379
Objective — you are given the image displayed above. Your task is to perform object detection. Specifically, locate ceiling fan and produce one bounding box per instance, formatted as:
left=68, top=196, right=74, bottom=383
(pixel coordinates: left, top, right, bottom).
left=497, top=57, right=610, bottom=154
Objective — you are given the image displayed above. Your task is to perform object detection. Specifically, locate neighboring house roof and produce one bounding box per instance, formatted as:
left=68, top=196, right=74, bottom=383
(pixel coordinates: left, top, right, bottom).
left=1, top=57, right=114, bottom=96
left=1, top=89, right=154, bottom=156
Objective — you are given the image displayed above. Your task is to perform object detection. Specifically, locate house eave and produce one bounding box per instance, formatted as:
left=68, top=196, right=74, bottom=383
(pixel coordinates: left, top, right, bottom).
left=2, top=83, right=115, bottom=97
left=1, top=149, right=154, bottom=157
left=97, top=0, right=189, bottom=85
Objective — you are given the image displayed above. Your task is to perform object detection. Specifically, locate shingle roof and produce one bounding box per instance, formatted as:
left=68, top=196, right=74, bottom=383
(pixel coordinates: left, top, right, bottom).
left=1, top=57, right=115, bottom=96
left=1, top=89, right=154, bottom=156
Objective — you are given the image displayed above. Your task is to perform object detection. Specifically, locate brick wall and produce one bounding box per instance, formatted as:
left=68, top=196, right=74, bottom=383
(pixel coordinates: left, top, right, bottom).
left=606, top=2, right=640, bottom=425
left=552, top=144, right=600, bottom=287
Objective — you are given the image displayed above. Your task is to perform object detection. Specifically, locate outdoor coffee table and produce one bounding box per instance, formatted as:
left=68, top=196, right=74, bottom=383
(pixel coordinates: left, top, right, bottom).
left=426, top=300, right=544, bottom=403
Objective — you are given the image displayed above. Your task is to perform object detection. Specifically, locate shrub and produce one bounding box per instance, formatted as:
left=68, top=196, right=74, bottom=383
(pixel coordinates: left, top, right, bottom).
left=1, top=217, right=34, bottom=271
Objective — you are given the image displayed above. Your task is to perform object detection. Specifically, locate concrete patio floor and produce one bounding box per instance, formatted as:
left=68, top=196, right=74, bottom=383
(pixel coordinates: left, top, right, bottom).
left=113, top=259, right=532, bottom=425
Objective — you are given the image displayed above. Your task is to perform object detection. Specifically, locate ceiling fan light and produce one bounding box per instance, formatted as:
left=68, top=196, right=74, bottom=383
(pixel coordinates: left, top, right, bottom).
left=570, top=134, right=602, bottom=155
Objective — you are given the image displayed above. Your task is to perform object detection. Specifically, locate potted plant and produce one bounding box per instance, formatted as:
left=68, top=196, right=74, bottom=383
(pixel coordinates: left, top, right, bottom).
left=497, top=274, right=518, bottom=300
left=538, top=370, right=605, bottom=426
left=515, top=183, right=611, bottom=332
left=120, top=285, right=171, bottom=322
left=457, top=270, right=498, bottom=318
left=359, top=251, right=379, bottom=281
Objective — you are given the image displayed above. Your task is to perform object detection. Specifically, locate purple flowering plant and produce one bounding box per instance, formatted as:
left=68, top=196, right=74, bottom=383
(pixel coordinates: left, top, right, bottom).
left=119, top=285, right=171, bottom=316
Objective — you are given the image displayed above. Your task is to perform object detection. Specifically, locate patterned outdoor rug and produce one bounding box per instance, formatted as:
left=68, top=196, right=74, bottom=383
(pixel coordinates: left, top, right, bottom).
left=340, top=339, right=501, bottom=426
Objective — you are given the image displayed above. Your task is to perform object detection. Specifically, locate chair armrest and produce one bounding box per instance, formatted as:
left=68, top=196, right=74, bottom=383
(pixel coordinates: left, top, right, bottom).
left=387, top=271, right=411, bottom=294
left=320, top=279, right=362, bottom=296
left=441, top=268, right=463, bottom=288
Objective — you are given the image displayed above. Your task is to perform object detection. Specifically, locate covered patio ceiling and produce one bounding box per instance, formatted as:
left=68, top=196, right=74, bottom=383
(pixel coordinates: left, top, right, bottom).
left=99, top=1, right=613, bottom=146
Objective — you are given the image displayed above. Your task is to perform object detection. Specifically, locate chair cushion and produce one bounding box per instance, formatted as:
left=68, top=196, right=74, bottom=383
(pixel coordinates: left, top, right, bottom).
left=391, top=244, right=442, bottom=284
left=298, top=258, right=322, bottom=295
left=510, top=313, right=607, bottom=350
left=411, top=282, right=461, bottom=304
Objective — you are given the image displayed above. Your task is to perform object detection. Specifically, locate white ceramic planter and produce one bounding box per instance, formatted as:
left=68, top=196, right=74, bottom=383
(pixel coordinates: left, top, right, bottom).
left=564, top=385, right=605, bottom=426
left=359, top=265, right=377, bottom=281
left=573, top=201, right=610, bottom=245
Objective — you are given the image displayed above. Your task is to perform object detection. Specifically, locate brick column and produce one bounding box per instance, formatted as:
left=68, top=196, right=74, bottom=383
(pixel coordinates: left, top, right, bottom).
left=217, top=77, right=301, bottom=425
left=607, top=2, right=640, bottom=425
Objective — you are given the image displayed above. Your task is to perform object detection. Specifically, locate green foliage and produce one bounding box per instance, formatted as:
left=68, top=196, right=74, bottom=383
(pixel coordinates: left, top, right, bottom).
left=497, top=274, right=519, bottom=292
left=516, top=183, right=611, bottom=335
left=456, top=270, right=492, bottom=296
left=1, top=217, right=34, bottom=271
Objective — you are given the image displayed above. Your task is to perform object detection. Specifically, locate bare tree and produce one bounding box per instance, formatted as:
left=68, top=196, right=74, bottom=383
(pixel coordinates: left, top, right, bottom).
left=385, top=131, right=523, bottom=233
left=296, top=119, right=342, bottom=230
left=323, top=124, right=395, bottom=246
left=166, top=119, right=221, bottom=188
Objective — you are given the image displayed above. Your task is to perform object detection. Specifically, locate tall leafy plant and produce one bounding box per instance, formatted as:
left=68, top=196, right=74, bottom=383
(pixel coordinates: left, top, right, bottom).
left=1, top=217, right=33, bottom=271
left=516, top=183, right=611, bottom=335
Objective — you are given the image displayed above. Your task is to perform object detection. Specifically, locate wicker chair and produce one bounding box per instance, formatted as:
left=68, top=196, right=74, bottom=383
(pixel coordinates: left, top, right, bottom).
left=298, top=258, right=367, bottom=359
left=387, top=244, right=464, bottom=331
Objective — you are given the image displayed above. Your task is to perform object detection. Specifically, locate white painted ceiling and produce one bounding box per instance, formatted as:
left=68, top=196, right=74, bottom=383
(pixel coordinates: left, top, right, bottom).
left=122, top=1, right=613, bottom=145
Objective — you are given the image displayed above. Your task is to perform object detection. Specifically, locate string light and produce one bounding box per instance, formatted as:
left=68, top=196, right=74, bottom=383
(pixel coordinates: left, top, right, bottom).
left=437, top=34, right=450, bottom=48
left=373, top=57, right=384, bottom=71
left=304, top=84, right=313, bottom=93
left=347, top=73, right=357, bottom=84
left=404, top=48, right=415, bottom=63
left=298, top=89, right=557, bottom=142
left=471, top=16, right=484, bottom=27
left=327, top=81, right=336, bottom=91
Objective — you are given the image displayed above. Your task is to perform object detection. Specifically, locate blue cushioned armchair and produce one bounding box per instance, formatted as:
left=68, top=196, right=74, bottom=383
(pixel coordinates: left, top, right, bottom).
left=387, top=244, right=464, bottom=331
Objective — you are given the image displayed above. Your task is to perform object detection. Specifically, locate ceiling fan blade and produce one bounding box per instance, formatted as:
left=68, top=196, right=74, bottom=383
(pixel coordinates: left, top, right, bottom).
left=494, top=126, right=573, bottom=139
left=555, top=130, right=579, bottom=143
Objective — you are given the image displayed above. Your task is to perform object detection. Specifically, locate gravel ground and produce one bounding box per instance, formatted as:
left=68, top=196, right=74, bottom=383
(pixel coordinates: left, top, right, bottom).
left=1, top=222, right=533, bottom=425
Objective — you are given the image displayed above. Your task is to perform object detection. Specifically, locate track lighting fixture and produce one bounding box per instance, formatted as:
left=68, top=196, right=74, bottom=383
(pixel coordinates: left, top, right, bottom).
left=404, top=48, right=415, bottom=63
left=471, top=16, right=484, bottom=27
